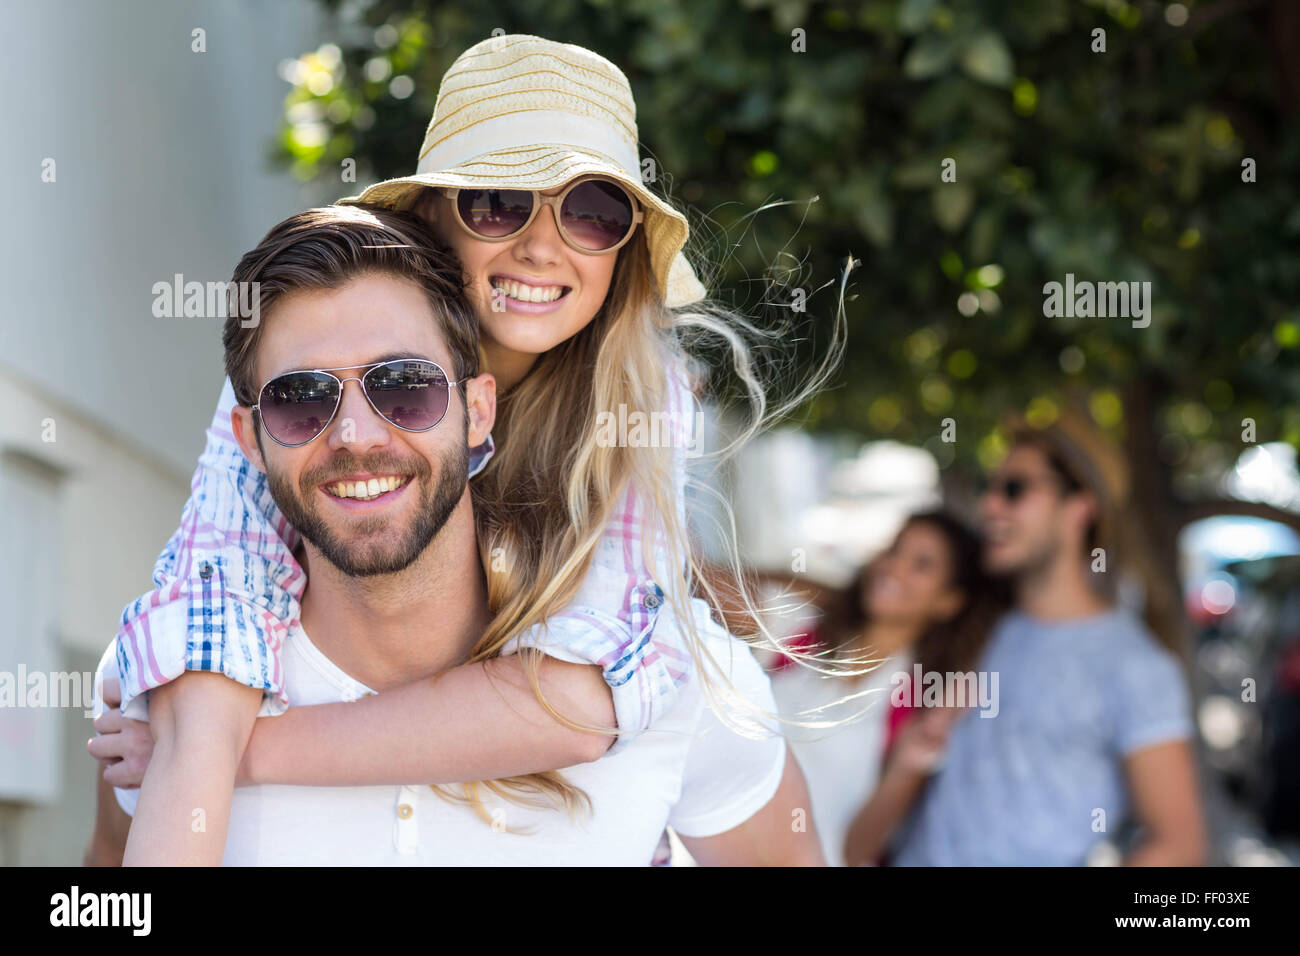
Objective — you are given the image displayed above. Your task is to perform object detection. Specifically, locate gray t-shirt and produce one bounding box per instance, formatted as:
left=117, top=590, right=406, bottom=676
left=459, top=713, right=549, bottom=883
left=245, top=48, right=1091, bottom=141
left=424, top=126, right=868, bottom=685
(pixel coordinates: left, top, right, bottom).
left=893, top=608, right=1192, bottom=866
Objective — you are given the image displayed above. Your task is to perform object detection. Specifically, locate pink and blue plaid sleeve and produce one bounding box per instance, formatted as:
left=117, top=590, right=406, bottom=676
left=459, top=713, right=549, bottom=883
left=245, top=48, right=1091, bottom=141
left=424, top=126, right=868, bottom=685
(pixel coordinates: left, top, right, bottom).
left=114, top=378, right=302, bottom=720
left=501, top=362, right=699, bottom=749
left=114, top=377, right=495, bottom=720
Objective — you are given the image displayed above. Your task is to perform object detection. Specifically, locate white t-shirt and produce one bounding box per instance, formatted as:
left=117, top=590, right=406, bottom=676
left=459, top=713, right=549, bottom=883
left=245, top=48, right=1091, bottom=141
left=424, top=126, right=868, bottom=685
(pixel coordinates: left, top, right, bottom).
left=771, top=652, right=909, bottom=867
left=94, top=599, right=786, bottom=866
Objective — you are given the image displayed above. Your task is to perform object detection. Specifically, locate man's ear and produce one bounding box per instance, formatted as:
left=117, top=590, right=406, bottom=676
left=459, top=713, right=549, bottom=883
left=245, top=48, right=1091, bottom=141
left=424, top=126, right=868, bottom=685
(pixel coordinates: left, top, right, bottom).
left=464, top=372, right=497, bottom=449
left=231, top=404, right=267, bottom=473
left=1065, top=488, right=1097, bottom=543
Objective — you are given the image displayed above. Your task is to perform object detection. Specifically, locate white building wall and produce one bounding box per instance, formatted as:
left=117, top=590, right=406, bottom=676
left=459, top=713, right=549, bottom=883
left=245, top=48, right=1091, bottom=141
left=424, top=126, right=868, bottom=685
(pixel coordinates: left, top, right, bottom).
left=0, top=0, right=323, bottom=864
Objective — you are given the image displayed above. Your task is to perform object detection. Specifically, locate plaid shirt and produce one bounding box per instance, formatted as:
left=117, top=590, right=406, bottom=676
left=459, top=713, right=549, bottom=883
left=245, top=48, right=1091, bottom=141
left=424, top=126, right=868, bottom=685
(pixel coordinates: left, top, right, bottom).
left=115, top=371, right=696, bottom=749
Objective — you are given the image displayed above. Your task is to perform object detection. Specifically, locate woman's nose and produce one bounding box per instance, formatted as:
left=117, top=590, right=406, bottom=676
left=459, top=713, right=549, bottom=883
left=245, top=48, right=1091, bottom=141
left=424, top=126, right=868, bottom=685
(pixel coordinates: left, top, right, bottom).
left=514, top=200, right=564, bottom=263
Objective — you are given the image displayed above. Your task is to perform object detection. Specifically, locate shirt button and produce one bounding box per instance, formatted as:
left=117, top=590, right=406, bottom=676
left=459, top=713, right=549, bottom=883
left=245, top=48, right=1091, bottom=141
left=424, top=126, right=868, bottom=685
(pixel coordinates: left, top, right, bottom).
left=397, top=803, right=413, bottom=819
left=644, top=592, right=661, bottom=609
left=198, top=562, right=214, bottom=580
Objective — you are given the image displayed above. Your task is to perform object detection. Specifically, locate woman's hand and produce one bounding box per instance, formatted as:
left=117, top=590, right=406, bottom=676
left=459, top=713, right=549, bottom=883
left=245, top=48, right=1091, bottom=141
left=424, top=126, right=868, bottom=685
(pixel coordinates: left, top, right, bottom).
left=887, top=705, right=966, bottom=777
left=86, top=676, right=154, bottom=789
left=841, top=705, right=969, bottom=866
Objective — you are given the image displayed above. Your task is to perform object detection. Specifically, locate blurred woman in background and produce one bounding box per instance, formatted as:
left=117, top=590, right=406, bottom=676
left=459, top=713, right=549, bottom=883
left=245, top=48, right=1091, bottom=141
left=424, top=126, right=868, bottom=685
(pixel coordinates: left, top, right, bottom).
left=772, top=510, right=1008, bottom=866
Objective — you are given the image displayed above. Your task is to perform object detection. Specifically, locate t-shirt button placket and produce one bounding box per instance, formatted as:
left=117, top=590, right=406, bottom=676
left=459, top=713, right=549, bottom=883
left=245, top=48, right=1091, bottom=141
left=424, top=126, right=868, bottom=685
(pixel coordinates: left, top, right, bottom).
left=394, top=785, right=420, bottom=855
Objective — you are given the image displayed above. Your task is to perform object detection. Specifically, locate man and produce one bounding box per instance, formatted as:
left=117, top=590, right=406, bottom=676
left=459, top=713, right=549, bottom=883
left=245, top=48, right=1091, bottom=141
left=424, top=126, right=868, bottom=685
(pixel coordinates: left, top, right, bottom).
left=889, top=412, right=1207, bottom=866
left=85, top=204, right=822, bottom=866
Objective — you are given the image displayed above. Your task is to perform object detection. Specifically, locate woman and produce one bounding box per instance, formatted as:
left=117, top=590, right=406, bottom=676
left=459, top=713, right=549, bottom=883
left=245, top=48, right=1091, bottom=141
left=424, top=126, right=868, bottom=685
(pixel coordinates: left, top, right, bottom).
left=772, top=510, right=1007, bottom=866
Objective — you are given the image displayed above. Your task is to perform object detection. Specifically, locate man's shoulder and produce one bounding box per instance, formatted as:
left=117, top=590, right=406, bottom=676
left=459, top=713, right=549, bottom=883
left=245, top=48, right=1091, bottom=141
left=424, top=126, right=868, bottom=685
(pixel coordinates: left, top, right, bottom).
left=1099, top=610, right=1187, bottom=688
left=1045, top=606, right=1186, bottom=691
left=1094, top=608, right=1178, bottom=661
left=678, top=619, right=785, bottom=755
left=1004, top=605, right=1162, bottom=647
left=612, top=605, right=780, bottom=754
left=682, top=606, right=773, bottom=690
left=658, top=610, right=788, bottom=840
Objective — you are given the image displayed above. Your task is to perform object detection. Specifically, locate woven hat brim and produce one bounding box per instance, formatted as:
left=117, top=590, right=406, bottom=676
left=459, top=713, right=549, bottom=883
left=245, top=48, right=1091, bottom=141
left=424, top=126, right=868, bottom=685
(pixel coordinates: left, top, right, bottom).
left=339, top=145, right=705, bottom=307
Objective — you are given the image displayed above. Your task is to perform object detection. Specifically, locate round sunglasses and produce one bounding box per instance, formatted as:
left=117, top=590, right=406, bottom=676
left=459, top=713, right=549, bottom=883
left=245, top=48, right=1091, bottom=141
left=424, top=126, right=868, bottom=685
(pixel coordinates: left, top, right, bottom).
left=443, top=176, right=643, bottom=254
left=252, top=358, right=460, bottom=447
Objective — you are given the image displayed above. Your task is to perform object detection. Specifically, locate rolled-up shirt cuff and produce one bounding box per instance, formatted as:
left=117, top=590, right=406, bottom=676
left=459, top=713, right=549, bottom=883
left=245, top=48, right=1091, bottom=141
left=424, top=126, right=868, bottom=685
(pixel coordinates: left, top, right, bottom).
left=115, top=589, right=290, bottom=722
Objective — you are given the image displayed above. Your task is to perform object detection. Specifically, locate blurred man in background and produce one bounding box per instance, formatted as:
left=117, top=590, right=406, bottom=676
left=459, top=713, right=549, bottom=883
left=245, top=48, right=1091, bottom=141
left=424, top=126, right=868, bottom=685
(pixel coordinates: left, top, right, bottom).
left=879, top=410, right=1207, bottom=866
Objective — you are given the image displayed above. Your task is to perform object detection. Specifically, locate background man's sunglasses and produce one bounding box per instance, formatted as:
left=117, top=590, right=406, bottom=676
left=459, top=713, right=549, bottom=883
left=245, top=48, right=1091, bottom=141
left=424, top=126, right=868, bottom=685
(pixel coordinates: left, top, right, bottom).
left=253, top=358, right=459, bottom=447
left=443, top=177, right=643, bottom=254
left=983, top=472, right=1064, bottom=502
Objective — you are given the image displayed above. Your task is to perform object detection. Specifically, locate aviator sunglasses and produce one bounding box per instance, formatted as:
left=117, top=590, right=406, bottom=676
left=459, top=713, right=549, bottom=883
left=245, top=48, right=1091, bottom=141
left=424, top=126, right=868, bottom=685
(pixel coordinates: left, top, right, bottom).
left=252, top=358, right=460, bottom=447
left=443, top=176, right=643, bottom=254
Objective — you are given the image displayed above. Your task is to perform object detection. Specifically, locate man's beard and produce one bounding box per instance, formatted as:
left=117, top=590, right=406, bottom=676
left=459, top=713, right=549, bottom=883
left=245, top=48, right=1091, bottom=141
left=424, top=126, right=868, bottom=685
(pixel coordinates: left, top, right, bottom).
left=265, top=440, right=469, bottom=578
left=986, top=527, right=1062, bottom=580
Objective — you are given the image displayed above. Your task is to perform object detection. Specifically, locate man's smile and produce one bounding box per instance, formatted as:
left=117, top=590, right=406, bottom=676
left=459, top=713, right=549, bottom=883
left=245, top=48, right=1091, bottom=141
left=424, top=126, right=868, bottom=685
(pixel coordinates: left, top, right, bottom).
left=321, top=473, right=412, bottom=506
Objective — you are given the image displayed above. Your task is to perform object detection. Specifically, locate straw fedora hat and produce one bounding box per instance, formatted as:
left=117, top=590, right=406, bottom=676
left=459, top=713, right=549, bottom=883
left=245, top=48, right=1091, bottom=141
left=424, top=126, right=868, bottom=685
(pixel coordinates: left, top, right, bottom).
left=341, top=33, right=707, bottom=308
left=999, top=402, right=1132, bottom=572
left=1000, top=405, right=1130, bottom=511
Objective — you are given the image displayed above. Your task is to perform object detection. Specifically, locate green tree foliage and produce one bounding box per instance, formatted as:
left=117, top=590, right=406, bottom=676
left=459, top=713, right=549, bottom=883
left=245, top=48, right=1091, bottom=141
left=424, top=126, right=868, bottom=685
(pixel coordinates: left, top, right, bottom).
left=277, top=0, right=1300, bottom=613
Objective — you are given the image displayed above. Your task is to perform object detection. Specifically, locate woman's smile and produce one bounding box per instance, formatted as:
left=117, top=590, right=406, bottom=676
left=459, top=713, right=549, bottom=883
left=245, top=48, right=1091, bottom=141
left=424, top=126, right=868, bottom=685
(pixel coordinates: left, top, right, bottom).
left=489, top=273, right=573, bottom=313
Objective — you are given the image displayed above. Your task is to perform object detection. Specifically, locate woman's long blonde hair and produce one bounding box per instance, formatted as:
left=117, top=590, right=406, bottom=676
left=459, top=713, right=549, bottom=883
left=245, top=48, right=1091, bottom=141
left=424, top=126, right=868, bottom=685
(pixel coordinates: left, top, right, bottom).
left=431, top=210, right=852, bottom=825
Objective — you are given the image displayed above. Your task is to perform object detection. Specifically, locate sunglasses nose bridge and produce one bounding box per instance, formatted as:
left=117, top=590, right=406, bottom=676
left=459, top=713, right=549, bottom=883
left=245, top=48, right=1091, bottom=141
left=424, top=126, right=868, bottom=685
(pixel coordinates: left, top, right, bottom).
left=982, top=480, right=1009, bottom=504
left=517, top=195, right=565, bottom=247
left=331, top=375, right=390, bottom=439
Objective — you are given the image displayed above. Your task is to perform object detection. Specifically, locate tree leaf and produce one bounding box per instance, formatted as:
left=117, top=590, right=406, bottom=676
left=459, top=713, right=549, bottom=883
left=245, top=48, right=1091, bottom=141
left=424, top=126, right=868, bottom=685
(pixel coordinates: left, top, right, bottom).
left=898, top=0, right=938, bottom=35
left=933, top=183, right=975, bottom=232
left=903, top=35, right=956, bottom=80
left=959, top=31, right=1014, bottom=88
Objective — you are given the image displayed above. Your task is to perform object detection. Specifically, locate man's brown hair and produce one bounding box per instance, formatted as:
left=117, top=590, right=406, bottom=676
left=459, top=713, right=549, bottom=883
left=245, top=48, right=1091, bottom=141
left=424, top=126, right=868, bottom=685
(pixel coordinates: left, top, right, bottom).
left=222, top=204, right=479, bottom=408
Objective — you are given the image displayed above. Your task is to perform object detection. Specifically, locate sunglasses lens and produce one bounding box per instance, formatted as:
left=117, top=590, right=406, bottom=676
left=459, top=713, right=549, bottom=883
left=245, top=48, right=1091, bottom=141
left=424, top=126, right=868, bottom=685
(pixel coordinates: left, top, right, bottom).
left=364, top=360, right=451, bottom=431
left=259, top=372, right=339, bottom=446
left=457, top=189, right=533, bottom=238
left=561, top=180, right=635, bottom=251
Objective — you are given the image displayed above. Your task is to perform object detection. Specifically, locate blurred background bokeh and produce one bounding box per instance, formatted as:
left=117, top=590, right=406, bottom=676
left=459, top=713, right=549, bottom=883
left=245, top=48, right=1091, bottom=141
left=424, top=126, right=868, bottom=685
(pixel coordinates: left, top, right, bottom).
left=2, top=0, right=1297, bottom=864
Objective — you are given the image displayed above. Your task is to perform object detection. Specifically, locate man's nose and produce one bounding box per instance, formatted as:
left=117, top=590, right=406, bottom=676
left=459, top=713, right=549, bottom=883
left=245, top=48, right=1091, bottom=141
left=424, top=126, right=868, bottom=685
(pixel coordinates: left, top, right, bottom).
left=980, top=488, right=1005, bottom=520
left=325, top=379, right=391, bottom=453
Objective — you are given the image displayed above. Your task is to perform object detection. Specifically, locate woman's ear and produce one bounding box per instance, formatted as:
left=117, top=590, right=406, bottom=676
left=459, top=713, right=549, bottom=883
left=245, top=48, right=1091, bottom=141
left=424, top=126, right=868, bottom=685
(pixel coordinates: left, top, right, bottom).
left=414, top=188, right=441, bottom=229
